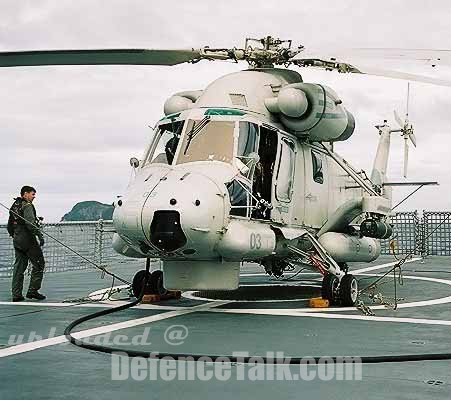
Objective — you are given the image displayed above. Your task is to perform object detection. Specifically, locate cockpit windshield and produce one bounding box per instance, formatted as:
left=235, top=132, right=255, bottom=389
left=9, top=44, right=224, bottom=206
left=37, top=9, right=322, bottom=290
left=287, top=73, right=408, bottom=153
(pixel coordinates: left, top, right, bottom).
left=145, top=120, right=184, bottom=165
left=176, top=119, right=235, bottom=165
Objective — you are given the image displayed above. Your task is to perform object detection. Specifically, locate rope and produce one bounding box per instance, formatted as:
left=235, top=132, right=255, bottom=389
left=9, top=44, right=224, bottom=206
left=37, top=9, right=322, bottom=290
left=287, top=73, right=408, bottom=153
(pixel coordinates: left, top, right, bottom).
left=356, top=213, right=451, bottom=314
left=1, top=201, right=131, bottom=285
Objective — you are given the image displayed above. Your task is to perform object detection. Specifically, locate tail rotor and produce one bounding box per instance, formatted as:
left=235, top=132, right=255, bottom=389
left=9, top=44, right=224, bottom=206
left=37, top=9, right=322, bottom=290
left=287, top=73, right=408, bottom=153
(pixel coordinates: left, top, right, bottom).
left=394, top=83, right=416, bottom=178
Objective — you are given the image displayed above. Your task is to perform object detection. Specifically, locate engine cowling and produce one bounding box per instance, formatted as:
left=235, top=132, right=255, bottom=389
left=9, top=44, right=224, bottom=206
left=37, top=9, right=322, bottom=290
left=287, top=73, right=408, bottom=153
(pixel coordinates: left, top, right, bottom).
left=163, top=90, right=203, bottom=116
left=265, top=83, right=355, bottom=142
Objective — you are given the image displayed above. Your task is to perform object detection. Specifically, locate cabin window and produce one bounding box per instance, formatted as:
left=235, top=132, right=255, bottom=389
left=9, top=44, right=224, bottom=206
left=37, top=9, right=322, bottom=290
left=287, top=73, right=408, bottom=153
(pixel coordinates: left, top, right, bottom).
left=176, top=119, right=235, bottom=164
left=311, top=150, right=324, bottom=184
left=146, top=120, right=184, bottom=165
left=275, top=138, right=296, bottom=202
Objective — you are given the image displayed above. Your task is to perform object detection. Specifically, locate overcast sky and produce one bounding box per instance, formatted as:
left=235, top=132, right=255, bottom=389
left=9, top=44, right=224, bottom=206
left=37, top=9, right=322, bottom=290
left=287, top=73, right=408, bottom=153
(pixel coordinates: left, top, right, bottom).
left=1, top=0, right=451, bottom=222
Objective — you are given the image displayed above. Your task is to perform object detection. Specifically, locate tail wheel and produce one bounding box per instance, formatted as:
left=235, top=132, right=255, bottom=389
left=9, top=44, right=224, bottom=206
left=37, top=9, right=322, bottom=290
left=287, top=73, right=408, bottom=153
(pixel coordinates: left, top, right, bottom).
left=321, top=273, right=339, bottom=302
left=151, top=270, right=168, bottom=296
left=339, top=274, right=358, bottom=306
left=132, top=270, right=152, bottom=298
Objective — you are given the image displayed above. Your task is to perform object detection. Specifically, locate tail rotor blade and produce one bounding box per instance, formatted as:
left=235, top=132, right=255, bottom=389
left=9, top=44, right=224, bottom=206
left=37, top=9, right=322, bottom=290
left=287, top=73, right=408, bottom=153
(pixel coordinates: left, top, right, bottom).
left=406, top=82, right=410, bottom=118
left=394, top=110, right=404, bottom=127
left=403, top=138, right=409, bottom=178
left=409, top=131, right=417, bottom=147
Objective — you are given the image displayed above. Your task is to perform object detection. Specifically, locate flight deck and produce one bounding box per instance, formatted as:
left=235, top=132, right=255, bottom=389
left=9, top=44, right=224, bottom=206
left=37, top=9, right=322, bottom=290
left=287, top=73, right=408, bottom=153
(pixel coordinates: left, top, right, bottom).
left=1, top=256, right=451, bottom=400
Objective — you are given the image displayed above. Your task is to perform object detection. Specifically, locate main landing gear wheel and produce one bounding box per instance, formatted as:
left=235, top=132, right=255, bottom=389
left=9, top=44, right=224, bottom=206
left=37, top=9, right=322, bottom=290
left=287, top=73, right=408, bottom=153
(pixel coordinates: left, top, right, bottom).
left=321, top=274, right=339, bottom=303
left=339, top=274, right=358, bottom=306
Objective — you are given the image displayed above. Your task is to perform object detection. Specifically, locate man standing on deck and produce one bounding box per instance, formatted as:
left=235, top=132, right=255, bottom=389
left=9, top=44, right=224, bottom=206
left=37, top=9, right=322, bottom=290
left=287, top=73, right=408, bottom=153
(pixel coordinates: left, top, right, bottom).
left=7, top=186, right=46, bottom=302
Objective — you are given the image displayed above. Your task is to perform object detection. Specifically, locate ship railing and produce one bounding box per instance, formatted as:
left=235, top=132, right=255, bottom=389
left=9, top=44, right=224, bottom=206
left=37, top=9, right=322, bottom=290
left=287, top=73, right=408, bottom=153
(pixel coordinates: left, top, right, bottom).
left=1, top=212, right=451, bottom=277
left=0, top=220, right=144, bottom=278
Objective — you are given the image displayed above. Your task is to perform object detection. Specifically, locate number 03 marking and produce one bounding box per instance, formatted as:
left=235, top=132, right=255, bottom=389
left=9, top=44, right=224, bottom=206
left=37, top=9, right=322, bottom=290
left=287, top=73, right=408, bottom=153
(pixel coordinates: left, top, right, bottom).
left=250, top=233, right=262, bottom=250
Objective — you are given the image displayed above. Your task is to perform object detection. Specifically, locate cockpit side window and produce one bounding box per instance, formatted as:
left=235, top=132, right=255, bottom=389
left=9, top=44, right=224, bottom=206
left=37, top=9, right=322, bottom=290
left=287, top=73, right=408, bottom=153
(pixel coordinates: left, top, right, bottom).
left=238, top=122, right=258, bottom=157
left=145, top=120, right=184, bottom=165
left=236, top=122, right=259, bottom=179
left=311, top=150, right=324, bottom=184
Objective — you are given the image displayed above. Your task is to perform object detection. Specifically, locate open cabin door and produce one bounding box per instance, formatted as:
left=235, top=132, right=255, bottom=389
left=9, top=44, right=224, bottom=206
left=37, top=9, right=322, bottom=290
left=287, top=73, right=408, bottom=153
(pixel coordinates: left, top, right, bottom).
left=270, top=133, right=299, bottom=224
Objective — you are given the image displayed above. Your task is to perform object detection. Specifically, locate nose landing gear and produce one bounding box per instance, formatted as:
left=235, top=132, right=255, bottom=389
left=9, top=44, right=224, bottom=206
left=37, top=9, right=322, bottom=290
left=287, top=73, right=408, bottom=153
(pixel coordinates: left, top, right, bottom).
left=321, top=273, right=358, bottom=306
left=132, top=269, right=168, bottom=298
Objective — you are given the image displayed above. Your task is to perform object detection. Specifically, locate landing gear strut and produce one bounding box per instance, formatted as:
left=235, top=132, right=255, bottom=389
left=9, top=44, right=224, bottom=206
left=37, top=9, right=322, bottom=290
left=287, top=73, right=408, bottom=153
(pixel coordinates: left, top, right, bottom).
left=321, top=273, right=358, bottom=306
left=132, top=269, right=167, bottom=298
left=284, top=231, right=358, bottom=306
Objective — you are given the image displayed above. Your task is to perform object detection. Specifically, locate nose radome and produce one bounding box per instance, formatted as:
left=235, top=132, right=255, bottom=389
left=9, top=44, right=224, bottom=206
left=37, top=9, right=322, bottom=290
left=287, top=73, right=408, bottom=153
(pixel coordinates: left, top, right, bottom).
left=149, top=210, right=187, bottom=252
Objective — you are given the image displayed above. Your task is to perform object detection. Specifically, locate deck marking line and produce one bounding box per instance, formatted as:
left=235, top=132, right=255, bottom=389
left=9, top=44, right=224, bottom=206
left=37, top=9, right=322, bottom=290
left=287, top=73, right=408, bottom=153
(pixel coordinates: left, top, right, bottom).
left=352, top=257, right=421, bottom=274
left=0, top=301, right=229, bottom=358
left=208, top=307, right=451, bottom=326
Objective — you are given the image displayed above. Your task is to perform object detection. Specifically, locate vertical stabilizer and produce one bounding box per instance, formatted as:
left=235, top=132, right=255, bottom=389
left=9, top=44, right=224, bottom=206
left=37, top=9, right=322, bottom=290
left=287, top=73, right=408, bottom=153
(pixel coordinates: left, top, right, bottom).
left=371, top=121, right=392, bottom=188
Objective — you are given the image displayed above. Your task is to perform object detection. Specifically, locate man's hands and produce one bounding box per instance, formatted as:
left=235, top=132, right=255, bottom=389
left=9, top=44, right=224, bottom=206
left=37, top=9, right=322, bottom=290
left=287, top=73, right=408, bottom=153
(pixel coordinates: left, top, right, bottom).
left=39, top=237, right=45, bottom=247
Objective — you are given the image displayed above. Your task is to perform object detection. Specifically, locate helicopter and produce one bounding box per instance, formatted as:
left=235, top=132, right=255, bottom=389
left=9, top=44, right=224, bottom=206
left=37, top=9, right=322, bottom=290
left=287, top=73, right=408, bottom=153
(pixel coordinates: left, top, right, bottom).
left=2, top=36, right=449, bottom=306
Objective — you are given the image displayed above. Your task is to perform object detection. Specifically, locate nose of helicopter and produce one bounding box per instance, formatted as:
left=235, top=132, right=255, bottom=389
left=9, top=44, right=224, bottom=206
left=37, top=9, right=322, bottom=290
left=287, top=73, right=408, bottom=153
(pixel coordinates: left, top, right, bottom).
left=141, top=168, right=228, bottom=255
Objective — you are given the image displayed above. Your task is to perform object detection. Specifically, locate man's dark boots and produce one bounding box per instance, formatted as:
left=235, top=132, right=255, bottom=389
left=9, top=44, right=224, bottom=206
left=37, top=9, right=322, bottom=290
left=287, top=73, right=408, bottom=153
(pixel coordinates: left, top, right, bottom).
left=26, top=291, right=46, bottom=300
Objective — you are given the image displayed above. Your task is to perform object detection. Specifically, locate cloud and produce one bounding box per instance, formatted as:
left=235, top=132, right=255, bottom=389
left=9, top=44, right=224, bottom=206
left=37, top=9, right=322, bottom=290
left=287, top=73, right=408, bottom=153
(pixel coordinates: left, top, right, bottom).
left=2, top=1, right=451, bottom=222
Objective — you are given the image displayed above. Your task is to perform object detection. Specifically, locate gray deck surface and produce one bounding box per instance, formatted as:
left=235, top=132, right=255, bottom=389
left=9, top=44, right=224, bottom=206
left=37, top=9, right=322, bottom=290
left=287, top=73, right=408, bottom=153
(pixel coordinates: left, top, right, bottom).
left=1, top=256, right=451, bottom=399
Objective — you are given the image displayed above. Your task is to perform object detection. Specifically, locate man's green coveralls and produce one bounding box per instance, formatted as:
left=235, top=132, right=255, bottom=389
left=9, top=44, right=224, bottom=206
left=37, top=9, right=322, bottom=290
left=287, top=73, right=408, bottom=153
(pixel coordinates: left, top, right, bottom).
left=11, top=199, right=45, bottom=299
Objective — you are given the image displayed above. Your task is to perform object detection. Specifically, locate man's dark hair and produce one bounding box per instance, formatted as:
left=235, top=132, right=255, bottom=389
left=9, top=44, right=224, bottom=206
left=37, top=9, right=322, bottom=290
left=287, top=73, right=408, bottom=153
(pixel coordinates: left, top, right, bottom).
left=20, top=186, right=36, bottom=196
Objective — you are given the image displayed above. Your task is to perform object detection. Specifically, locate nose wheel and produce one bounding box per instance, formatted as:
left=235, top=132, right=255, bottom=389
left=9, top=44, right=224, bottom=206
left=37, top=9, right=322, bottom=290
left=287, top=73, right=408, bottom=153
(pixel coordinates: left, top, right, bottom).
left=150, top=270, right=168, bottom=296
left=132, top=269, right=167, bottom=298
left=321, top=273, right=358, bottom=306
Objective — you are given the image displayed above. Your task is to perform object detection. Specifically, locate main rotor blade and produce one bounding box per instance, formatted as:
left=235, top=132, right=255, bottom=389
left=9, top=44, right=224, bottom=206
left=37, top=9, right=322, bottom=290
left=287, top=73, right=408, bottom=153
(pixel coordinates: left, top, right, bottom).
left=330, top=48, right=451, bottom=67
left=0, top=49, right=202, bottom=67
left=294, top=54, right=451, bottom=87
left=355, top=64, right=451, bottom=87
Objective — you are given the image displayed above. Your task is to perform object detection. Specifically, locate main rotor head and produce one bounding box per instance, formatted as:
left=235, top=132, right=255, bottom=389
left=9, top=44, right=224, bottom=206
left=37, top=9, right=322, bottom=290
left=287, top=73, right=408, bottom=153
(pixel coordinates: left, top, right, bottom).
left=198, top=36, right=303, bottom=68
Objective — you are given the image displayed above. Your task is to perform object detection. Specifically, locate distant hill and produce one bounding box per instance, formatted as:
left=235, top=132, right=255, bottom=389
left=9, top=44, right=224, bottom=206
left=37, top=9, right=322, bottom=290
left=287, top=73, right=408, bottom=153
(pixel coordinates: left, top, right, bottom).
left=61, top=201, right=114, bottom=222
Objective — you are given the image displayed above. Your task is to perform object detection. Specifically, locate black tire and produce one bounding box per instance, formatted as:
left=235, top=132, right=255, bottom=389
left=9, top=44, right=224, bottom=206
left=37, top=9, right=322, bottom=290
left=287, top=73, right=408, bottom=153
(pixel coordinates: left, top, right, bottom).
left=132, top=270, right=152, bottom=298
left=339, top=274, right=358, bottom=306
left=151, top=270, right=168, bottom=296
left=321, top=274, right=339, bottom=302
